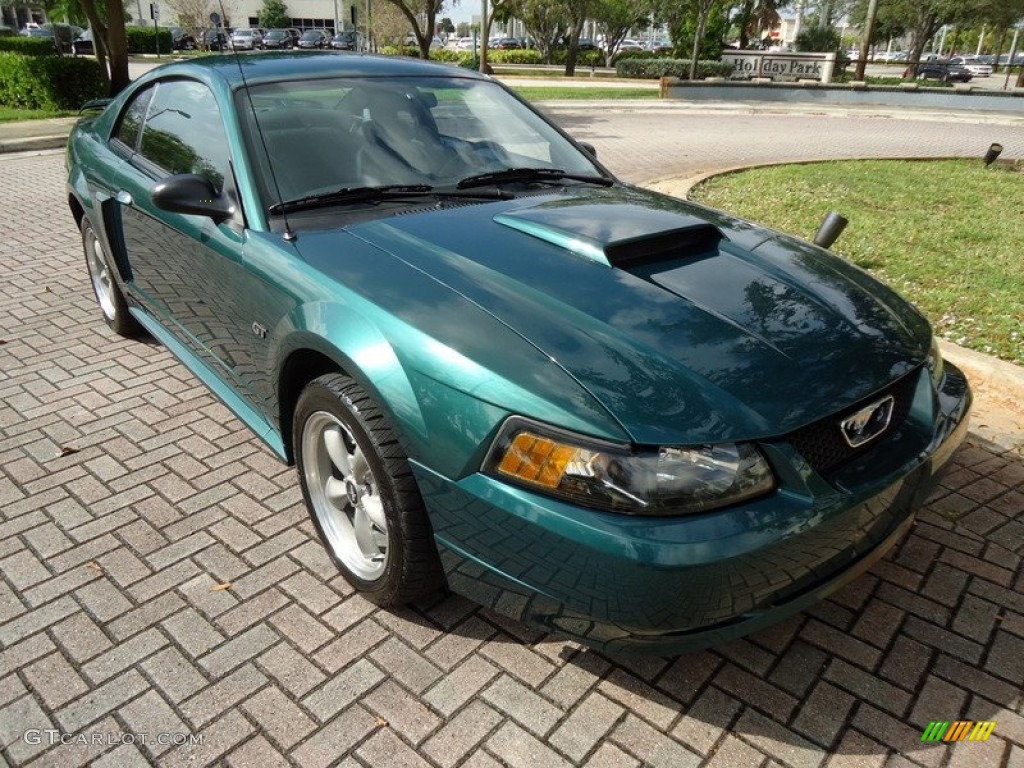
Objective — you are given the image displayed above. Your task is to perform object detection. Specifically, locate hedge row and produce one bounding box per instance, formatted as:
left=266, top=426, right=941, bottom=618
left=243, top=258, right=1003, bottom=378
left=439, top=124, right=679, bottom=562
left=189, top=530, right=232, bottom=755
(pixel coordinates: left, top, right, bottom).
left=0, top=52, right=104, bottom=109
left=377, top=46, right=547, bottom=66
left=615, top=58, right=734, bottom=79
left=0, top=37, right=57, bottom=56
left=125, top=27, right=174, bottom=54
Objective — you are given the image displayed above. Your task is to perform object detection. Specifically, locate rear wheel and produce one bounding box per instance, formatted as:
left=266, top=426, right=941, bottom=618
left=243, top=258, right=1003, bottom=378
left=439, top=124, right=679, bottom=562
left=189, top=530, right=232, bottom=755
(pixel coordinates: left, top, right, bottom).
left=294, top=373, right=444, bottom=605
left=81, top=215, right=141, bottom=337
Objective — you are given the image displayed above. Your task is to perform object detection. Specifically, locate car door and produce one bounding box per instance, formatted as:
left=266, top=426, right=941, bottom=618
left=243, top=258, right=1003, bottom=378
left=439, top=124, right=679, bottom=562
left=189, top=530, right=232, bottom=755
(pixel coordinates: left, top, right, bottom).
left=110, top=77, right=265, bottom=405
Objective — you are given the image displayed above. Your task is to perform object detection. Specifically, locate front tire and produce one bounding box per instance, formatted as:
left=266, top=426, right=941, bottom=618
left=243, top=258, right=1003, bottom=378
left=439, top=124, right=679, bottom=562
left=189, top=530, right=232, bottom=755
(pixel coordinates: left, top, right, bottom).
left=294, top=373, right=444, bottom=606
left=81, top=215, right=141, bottom=337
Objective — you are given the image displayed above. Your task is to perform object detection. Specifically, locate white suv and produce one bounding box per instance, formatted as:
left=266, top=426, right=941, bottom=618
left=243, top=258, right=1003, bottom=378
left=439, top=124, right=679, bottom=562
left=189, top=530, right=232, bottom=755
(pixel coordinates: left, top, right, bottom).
left=231, top=28, right=263, bottom=50
left=950, top=56, right=992, bottom=77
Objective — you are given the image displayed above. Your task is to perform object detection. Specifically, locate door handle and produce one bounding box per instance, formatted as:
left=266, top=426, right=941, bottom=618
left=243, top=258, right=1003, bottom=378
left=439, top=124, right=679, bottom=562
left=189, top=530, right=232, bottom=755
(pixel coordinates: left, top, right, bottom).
left=116, top=190, right=133, bottom=206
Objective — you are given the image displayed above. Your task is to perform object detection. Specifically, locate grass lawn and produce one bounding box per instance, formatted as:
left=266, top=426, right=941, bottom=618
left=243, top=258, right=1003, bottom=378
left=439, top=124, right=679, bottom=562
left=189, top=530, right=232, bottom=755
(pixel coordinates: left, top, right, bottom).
left=0, top=107, right=77, bottom=122
left=689, top=159, right=1024, bottom=365
left=511, top=86, right=658, bottom=100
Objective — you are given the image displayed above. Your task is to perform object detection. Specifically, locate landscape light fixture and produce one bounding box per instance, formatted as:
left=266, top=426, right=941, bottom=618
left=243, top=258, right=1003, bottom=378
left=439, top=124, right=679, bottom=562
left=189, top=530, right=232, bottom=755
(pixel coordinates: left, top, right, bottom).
left=983, top=143, right=1003, bottom=166
left=814, top=211, right=849, bottom=249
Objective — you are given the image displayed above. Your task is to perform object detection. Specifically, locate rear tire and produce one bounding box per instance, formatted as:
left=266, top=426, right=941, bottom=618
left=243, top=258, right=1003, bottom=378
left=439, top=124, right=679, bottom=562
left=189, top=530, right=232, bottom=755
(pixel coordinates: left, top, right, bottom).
left=294, top=373, right=444, bottom=606
left=81, top=215, right=141, bottom=337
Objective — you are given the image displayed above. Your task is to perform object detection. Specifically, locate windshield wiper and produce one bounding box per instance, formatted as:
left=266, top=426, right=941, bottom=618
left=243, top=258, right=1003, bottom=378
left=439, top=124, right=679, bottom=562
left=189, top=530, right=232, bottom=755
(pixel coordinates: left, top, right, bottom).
left=456, top=167, right=614, bottom=190
left=269, top=184, right=511, bottom=215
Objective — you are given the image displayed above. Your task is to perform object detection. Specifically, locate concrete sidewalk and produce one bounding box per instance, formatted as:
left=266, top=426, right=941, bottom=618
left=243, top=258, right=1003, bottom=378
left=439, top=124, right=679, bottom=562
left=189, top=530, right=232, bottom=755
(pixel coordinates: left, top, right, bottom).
left=0, top=117, right=79, bottom=154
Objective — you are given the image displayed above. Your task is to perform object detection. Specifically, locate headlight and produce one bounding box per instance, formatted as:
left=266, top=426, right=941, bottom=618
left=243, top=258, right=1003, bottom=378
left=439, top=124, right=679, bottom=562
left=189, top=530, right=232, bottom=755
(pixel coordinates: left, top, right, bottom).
left=926, top=336, right=944, bottom=388
left=483, top=418, right=775, bottom=516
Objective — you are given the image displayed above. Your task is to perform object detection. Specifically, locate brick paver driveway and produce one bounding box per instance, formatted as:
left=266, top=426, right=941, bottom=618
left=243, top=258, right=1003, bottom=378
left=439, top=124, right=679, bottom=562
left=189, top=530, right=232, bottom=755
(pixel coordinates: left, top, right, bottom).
left=2, top=107, right=1023, bottom=767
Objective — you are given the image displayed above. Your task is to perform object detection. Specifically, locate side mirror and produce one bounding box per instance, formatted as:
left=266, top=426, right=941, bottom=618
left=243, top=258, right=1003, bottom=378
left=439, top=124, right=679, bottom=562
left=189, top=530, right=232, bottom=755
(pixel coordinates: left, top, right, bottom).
left=151, top=174, right=235, bottom=223
left=578, top=141, right=598, bottom=159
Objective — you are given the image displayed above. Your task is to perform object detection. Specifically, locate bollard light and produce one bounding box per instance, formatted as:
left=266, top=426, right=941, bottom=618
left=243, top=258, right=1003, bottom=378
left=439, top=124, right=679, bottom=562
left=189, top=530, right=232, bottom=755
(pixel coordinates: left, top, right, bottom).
left=814, top=211, right=849, bottom=249
left=983, top=143, right=1003, bottom=166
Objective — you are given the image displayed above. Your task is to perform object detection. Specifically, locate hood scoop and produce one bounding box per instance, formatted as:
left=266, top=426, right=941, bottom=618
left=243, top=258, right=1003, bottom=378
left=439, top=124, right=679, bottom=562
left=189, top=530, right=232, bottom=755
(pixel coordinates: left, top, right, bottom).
left=493, top=201, right=722, bottom=268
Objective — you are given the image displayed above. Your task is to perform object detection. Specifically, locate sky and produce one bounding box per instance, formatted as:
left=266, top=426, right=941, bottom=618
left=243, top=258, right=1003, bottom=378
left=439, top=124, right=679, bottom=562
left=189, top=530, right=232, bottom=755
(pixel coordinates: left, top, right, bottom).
left=442, top=1, right=478, bottom=26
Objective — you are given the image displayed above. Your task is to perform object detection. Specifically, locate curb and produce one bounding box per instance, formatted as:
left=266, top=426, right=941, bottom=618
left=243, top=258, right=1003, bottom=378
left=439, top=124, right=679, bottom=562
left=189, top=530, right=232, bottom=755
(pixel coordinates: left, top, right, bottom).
left=0, top=135, right=68, bottom=153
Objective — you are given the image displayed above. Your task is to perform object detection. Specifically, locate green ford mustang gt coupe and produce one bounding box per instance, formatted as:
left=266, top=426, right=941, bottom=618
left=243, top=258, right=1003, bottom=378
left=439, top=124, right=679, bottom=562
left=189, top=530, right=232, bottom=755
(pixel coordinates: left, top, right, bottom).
left=67, top=52, right=971, bottom=655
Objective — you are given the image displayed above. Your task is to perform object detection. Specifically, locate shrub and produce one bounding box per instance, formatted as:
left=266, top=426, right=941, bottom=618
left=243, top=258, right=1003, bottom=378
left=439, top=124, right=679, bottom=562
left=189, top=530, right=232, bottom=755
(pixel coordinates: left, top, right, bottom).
left=488, top=49, right=543, bottom=65
left=551, top=48, right=603, bottom=67
left=125, top=27, right=174, bottom=54
left=0, top=37, right=56, bottom=56
left=615, top=58, right=734, bottom=79
left=458, top=55, right=493, bottom=74
left=0, top=52, right=104, bottom=109
left=429, top=48, right=463, bottom=63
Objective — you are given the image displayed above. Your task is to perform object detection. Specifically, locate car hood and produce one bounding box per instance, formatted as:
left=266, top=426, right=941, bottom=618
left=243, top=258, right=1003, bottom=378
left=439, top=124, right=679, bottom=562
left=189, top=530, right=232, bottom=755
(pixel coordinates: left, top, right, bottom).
left=299, top=186, right=931, bottom=445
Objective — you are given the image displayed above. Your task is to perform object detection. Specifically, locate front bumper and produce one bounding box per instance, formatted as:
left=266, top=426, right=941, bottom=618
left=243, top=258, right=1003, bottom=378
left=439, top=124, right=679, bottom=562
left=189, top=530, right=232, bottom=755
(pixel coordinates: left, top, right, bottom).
left=416, top=362, right=971, bottom=655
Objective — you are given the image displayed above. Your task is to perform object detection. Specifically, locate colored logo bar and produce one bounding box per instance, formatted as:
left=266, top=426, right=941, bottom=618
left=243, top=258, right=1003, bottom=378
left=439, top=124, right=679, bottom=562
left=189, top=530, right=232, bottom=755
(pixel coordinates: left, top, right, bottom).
left=921, top=721, right=996, bottom=742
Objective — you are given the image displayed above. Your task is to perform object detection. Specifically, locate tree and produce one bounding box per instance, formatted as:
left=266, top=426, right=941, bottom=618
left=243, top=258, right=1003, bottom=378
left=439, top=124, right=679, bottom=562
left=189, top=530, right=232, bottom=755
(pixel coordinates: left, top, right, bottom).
left=381, top=0, right=443, bottom=58
left=258, top=0, right=290, bottom=29
left=371, top=0, right=410, bottom=47
left=78, top=0, right=130, bottom=94
left=657, top=0, right=727, bottom=71
left=593, top=0, right=651, bottom=67
left=561, top=0, right=596, bottom=76
left=848, top=0, right=964, bottom=76
left=731, top=0, right=782, bottom=49
left=688, top=0, right=720, bottom=78
left=508, top=0, right=568, bottom=63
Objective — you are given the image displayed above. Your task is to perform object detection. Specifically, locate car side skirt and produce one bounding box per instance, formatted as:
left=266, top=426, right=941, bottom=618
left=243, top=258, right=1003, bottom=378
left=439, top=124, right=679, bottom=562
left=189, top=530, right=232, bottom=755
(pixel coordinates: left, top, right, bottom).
left=128, top=307, right=288, bottom=461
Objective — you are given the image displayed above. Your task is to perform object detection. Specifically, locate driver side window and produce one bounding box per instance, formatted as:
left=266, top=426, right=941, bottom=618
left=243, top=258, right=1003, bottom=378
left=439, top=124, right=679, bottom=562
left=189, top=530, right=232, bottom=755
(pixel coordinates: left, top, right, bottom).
left=137, top=80, right=231, bottom=194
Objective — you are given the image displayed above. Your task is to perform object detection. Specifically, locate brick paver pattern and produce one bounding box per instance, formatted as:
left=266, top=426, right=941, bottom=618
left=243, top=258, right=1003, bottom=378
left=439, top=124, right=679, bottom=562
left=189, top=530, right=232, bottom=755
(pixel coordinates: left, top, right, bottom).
left=2, top=109, right=1023, bottom=767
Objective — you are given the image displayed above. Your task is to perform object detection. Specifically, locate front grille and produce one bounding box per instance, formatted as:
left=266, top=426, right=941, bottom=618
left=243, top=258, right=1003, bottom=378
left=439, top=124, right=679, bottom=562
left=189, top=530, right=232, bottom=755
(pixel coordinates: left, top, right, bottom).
left=786, top=368, right=920, bottom=477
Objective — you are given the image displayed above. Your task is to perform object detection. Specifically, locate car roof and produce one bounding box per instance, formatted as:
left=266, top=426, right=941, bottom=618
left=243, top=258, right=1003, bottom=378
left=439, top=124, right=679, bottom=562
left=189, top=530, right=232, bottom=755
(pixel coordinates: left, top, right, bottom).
left=142, top=51, right=489, bottom=87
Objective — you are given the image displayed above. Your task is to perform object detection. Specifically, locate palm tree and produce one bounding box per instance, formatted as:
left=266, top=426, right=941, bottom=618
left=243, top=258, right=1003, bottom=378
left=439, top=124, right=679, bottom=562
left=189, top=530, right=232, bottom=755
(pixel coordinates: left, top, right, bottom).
left=734, top=0, right=783, bottom=49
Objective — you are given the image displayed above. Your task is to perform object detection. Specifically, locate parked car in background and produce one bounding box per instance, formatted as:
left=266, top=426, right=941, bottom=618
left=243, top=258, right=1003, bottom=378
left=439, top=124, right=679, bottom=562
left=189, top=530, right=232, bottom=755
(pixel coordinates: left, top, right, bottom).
left=22, top=23, right=80, bottom=54
left=203, top=28, right=229, bottom=51
left=330, top=30, right=356, bottom=50
left=168, top=26, right=197, bottom=50
left=231, top=27, right=263, bottom=50
left=297, top=29, right=330, bottom=49
left=263, top=28, right=300, bottom=49
left=915, top=58, right=973, bottom=82
left=72, top=28, right=93, bottom=56
left=490, top=37, right=521, bottom=50
left=403, top=34, right=442, bottom=50
left=67, top=52, right=971, bottom=656
left=949, top=55, right=992, bottom=77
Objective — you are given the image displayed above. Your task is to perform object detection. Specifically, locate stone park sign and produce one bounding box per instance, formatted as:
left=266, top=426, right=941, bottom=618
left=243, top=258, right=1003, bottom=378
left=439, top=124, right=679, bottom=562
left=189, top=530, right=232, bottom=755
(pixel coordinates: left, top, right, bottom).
left=721, top=51, right=837, bottom=84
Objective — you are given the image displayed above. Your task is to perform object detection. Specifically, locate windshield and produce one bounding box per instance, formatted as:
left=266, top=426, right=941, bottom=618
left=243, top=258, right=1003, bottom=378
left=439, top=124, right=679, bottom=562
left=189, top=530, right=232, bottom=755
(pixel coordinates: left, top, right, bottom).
left=300, top=31, right=320, bottom=40
left=238, top=75, right=605, bottom=210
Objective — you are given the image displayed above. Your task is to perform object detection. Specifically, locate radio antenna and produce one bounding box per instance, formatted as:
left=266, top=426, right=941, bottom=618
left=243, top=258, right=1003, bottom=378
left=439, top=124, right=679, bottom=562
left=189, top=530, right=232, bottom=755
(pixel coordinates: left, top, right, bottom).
left=215, top=2, right=297, bottom=241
